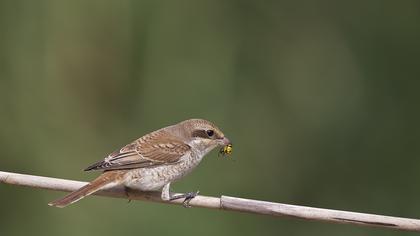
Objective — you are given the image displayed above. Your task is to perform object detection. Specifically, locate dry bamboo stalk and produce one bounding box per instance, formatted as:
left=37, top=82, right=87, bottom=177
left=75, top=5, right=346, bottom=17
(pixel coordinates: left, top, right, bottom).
left=1, top=170, right=420, bottom=232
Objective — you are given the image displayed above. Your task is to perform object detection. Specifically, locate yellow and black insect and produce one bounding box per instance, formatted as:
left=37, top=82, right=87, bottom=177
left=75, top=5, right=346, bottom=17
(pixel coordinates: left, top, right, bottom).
left=219, top=144, right=233, bottom=157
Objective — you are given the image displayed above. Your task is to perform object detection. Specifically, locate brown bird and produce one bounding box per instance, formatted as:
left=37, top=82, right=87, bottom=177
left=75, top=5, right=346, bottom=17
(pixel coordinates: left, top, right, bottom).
left=48, top=119, right=231, bottom=208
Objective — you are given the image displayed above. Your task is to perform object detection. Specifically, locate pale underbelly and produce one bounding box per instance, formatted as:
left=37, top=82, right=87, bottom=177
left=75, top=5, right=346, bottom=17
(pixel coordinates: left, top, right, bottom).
left=123, top=160, right=200, bottom=191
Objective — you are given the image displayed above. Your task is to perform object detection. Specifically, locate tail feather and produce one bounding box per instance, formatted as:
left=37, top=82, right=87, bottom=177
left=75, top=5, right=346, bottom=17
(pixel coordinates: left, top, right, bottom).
left=48, top=172, right=124, bottom=208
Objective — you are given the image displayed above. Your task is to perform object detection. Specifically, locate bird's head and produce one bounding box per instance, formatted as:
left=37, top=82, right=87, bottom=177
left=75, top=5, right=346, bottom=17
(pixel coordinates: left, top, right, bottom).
left=171, top=119, right=231, bottom=156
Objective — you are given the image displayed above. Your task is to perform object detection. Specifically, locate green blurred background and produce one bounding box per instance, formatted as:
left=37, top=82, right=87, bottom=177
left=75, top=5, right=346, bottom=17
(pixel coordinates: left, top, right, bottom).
left=1, top=1, right=420, bottom=235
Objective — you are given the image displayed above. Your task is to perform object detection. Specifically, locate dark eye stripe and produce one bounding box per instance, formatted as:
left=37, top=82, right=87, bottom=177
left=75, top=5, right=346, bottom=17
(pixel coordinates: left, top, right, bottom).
left=192, top=130, right=209, bottom=139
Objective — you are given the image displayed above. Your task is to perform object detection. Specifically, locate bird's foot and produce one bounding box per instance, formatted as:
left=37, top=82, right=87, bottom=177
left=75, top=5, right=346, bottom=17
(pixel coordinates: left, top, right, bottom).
left=182, top=191, right=199, bottom=208
left=170, top=190, right=199, bottom=208
left=124, top=186, right=133, bottom=203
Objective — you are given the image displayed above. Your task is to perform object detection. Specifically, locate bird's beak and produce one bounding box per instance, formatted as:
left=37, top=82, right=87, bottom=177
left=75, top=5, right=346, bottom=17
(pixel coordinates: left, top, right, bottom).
left=219, top=137, right=231, bottom=146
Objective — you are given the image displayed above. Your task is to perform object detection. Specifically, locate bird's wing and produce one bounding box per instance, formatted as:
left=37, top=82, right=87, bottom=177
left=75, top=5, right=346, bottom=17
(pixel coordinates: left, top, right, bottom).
left=84, top=130, right=191, bottom=171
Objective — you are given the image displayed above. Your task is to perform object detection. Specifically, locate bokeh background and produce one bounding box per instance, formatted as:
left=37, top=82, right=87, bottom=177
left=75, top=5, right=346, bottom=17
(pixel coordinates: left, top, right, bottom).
left=1, top=1, right=420, bottom=236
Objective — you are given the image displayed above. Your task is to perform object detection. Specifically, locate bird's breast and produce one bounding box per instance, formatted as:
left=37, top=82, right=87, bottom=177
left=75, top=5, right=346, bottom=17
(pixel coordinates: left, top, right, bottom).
left=124, top=152, right=204, bottom=191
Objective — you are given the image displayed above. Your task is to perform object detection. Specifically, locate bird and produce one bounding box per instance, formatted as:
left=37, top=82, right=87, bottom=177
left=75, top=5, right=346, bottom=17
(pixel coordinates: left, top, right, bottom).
left=48, top=119, right=231, bottom=208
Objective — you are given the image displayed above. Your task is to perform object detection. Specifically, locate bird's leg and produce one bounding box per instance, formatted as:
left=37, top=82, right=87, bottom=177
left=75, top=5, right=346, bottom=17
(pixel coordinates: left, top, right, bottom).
left=170, top=190, right=200, bottom=208
left=161, top=182, right=199, bottom=207
left=182, top=191, right=200, bottom=208
left=124, top=186, right=133, bottom=203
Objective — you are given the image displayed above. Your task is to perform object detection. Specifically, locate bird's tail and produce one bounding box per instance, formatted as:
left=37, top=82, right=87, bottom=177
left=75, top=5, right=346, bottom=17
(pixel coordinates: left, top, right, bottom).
left=48, top=171, right=124, bottom=208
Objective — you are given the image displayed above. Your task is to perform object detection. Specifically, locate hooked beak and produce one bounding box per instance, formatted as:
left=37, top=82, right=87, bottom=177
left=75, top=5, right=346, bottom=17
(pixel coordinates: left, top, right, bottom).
left=219, top=137, right=231, bottom=146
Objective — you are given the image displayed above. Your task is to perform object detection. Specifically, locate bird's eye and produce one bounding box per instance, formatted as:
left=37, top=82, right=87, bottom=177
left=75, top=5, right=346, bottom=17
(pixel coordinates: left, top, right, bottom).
left=206, top=130, right=214, bottom=137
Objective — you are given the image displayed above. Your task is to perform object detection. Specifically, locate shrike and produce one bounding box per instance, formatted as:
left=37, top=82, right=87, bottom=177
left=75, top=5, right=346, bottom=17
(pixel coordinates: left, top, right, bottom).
left=49, top=119, right=232, bottom=208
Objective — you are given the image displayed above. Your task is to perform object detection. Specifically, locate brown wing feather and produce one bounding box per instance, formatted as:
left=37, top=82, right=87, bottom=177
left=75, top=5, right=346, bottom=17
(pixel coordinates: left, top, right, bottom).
left=85, top=130, right=190, bottom=171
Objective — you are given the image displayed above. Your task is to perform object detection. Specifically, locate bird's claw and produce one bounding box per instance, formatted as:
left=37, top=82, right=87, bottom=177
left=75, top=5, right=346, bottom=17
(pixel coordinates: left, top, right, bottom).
left=182, top=190, right=199, bottom=208
left=124, top=186, right=133, bottom=203
left=170, top=190, right=199, bottom=208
